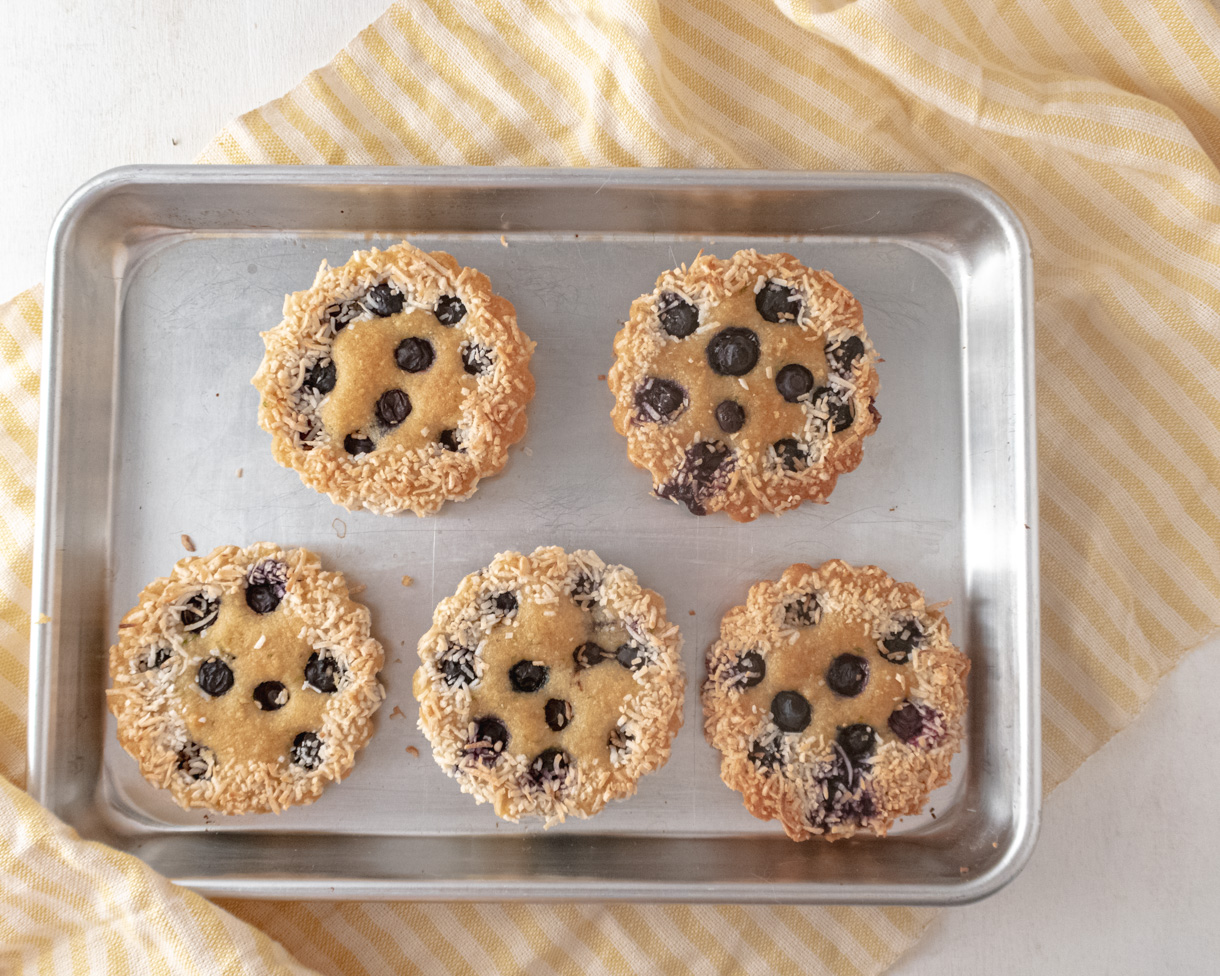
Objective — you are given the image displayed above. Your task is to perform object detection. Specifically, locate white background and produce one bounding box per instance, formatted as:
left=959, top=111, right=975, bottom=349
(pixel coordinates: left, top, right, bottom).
left=2, top=2, right=1218, bottom=972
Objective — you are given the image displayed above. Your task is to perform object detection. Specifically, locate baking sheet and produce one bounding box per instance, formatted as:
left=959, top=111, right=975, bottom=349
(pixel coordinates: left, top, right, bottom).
left=30, top=166, right=1038, bottom=903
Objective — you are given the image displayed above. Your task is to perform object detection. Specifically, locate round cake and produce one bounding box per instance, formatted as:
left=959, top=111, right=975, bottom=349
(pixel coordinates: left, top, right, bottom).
left=253, top=241, right=535, bottom=515
left=609, top=250, right=879, bottom=521
left=413, top=547, right=685, bottom=825
left=106, top=543, right=384, bottom=814
left=702, top=560, right=968, bottom=840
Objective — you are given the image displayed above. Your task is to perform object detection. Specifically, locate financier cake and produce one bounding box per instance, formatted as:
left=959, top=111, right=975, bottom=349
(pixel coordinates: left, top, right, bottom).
left=609, top=250, right=879, bottom=521
left=702, top=561, right=969, bottom=840
left=254, top=241, right=535, bottom=515
left=106, top=543, right=384, bottom=814
left=413, top=547, right=685, bottom=826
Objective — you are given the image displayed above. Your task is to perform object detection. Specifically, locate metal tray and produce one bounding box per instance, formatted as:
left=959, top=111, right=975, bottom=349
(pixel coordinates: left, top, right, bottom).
left=30, top=166, right=1038, bottom=904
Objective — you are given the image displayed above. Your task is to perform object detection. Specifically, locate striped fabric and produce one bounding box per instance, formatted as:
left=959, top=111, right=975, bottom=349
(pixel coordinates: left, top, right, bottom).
left=3, top=0, right=1219, bottom=972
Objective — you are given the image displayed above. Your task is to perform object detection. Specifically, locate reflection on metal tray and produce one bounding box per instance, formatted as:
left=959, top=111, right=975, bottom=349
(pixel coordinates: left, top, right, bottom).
left=30, top=166, right=1038, bottom=904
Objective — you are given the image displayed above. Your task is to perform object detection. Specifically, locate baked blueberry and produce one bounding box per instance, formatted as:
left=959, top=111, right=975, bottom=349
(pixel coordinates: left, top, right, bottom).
left=827, top=335, right=864, bottom=377
left=706, top=326, right=760, bottom=376
left=657, top=440, right=735, bottom=516
left=462, top=344, right=493, bottom=376
left=440, top=646, right=477, bottom=688
left=179, top=593, right=219, bottom=632
left=344, top=433, right=375, bottom=456
left=771, top=690, right=811, bottom=733
left=376, top=389, right=412, bottom=428
left=509, top=660, right=549, bottom=693
left=570, top=572, right=600, bottom=608
left=615, top=643, right=646, bottom=671
left=888, top=702, right=925, bottom=743
left=783, top=591, right=820, bottom=627
left=325, top=299, right=362, bottom=331
left=303, top=359, right=337, bottom=394
left=545, top=698, right=572, bottom=731
left=817, top=389, right=854, bottom=432
left=775, top=364, right=814, bottom=402
left=197, top=657, right=234, bottom=698
left=246, top=582, right=282, bottom=615
left=363, top=283, right=404, bottom=317
left=573, top=641, right=609, bottom=669
left=434, top=294, right=466, bottom=325
left=881, top=618, right=924, bottom=664
left=394, top=337, right=434, bottom=373
left=826, top=653, right=869, bottom=697
left=291, top=731, right=323, bottom=769
left=305, top=650, right=343, bottom=693
left=176, top=742, right=210, bottom=780
left=491, top=591, right=518, bottom=616
left=755, top=281, right=801, bottom=323
left=137, top=646, right=171, bottom=672
left=530, top=747, right=571, bottom=785
left=253, top=680, right=289, bottom=711
left=438, top=428, right=462, bottom=452
left=726, top=649, right=766, bottom=688
left=473, top=716, right=509, bottom=762
left=715, top=399, right=746, bottom=433
left=773, top=438, right=808, bottom=472
left=635, top=378, right=686, bottom=423
left=748, top=737, right=782, bottom=772
left=657, top=292, right=699, bottom=337
left=837, top=723, right=877, bottom=762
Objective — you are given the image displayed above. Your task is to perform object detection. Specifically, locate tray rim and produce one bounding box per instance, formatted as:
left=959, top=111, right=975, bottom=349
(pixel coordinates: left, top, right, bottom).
left=29, top=163, right=1040, bottom=906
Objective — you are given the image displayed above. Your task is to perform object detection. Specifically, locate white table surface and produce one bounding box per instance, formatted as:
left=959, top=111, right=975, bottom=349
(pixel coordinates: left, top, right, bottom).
left=3, top=3, right=1218, bottom=973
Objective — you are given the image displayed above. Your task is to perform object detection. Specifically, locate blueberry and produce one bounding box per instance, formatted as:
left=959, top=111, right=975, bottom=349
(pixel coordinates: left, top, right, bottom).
left=363, top=283, right=404, bottom=317
left=462, top=344, right=493, bottom=375
left=570, top=573, right=600, bottom=608
left=376, top=389, right=412, bottom=428
left=545, top=698, right=572, bottom=731
left=817, top=389, right=854, bottom=432
left=325, top=299, right=362, bottom=331
left=530, top=747, right=571, bottom=785
left=657, top=292, right=699, bottom=337
left=472, top=716, right=509, bottom=763
left=573, top=641, right=609, bottom=669
left=492, top=592, right=518, bottom=616
left=438, top=429, right=462, bottom=452
left=615, top=643, right=645, bottom=671
left=509, top=660, right=549, bottom=693
left=176, top=742, right=210, bottom=780
left=771, top=690, right=811, bottom=733
left=291, top=731, right=323, bottom=769
left=656, top=441, right=735, bottom=516
left=773, top=438, right=808, bottom=472
left=888, top=702, right=925, bottom=743
left=635, top=378, right=686, bottom=423
left=345, top=433, right=375, bottom=456
left=755, top=281, right=802, bottom=323
left=440, top=645, right=477, bottom=687
left=395, top=337, right=434, bottom=373
left=706, top=326, right=760, bottom=376
left=246, top=582, right=282, bottom=614
left=435, top=295, right=466, bottom=325
left=253, top=680, right=289, bottom=711
left=179, top=593, right=219, bottom=632
left=827, top=335, right=865, bottom=377
left=608, top=727, right=632, bottom=753
left=305, top=650, right=343, bottom=693
left=196, top=657, right=234, bottom=697
left=138, top=646, right=171, bottom=672
left=715, top=399, right=746, bottom=433
left=775, top=364, right=814, bottom=402
left=748, top=738, right=782, bottom=772
left=826, top=653, right=869, bottom=697
left=303, top=359, right=336, bottom=394
left=726, top=649, right=765, bottom=688
left=881, top=619, right=924, bottom=664
left=783, top=591, right=820, bottom=627
left=837, top=723, right=877, bottom=762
